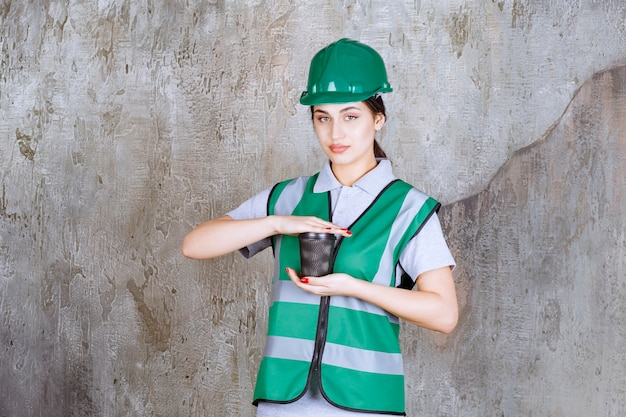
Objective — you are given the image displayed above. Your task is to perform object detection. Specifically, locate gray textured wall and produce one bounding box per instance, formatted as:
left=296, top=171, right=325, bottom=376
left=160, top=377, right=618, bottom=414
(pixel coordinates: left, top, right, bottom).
left=1, top=1, right=625, bottom=416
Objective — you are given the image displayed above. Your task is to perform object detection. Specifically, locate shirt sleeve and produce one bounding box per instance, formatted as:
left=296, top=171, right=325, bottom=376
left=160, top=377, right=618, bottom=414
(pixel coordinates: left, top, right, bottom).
left=398, top=212, right=456, bottom=281
left=226, top=187, right=273, bottom=258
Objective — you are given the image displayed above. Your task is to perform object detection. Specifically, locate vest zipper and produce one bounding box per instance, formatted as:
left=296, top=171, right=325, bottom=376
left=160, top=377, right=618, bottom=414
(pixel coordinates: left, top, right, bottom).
left=308, top=234, right=343, bottom=385
left=311, top=295, right=330, bottom=373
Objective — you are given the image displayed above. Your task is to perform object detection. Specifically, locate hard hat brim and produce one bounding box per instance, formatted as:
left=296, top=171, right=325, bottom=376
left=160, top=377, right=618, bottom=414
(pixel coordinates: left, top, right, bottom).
left=299, top=87, right=392, bottom=106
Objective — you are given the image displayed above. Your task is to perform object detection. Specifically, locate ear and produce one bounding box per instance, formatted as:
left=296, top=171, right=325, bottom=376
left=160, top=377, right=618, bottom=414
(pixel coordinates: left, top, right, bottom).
left=374, top=113, right=386, bottom=131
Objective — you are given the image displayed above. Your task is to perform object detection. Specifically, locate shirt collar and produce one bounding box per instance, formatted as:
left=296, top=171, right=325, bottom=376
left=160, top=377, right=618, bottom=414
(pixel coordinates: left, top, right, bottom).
left=313, top=159, right=397, bottom=196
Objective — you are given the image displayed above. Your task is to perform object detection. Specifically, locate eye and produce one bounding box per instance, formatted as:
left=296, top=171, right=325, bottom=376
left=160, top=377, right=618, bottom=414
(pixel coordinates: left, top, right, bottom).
left=345, top=114, right=358, bottom=121
left=316, top=116, right=330, bottom=123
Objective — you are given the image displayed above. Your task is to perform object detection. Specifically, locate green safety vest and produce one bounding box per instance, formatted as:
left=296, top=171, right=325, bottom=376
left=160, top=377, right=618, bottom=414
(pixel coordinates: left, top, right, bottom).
left=253, top=173, right=440, bottom=415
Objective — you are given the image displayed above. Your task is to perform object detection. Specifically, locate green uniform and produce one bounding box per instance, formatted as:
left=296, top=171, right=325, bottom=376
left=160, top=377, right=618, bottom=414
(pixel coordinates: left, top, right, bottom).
left=253, top=173, right=440, bottom=415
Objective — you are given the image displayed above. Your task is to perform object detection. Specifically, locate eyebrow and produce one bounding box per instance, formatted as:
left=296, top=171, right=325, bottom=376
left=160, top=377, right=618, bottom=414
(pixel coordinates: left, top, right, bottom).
left=313, top=106, right=362, bottom=115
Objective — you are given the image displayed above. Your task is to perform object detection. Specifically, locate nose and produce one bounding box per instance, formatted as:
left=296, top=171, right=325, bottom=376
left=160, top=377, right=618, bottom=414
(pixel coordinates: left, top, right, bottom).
left=331, top=119, right=344, bottom=140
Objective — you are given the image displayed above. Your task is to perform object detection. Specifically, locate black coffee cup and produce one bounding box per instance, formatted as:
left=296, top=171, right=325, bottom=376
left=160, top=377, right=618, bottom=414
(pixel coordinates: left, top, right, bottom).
left=298, top=232, right=336, bottom=277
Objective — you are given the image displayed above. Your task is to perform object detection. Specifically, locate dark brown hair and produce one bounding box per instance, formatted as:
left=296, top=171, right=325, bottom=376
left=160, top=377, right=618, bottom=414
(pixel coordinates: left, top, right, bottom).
left=310, top=94, right=388, bottom=159
left=364, top=95, right=387, bottom=159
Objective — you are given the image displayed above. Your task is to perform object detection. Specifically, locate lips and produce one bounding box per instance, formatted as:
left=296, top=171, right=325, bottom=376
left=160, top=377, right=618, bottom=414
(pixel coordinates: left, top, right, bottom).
left=329, top=144, right=349, bottom=153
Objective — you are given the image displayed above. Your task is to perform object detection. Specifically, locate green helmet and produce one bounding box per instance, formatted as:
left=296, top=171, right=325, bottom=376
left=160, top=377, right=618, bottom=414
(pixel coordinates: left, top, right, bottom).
left=299, top=38, right=393, bottom=106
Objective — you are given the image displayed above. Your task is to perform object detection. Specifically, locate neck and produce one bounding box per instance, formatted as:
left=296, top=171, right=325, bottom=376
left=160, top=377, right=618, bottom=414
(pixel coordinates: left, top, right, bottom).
left=331, top=157, right=378, bottom=186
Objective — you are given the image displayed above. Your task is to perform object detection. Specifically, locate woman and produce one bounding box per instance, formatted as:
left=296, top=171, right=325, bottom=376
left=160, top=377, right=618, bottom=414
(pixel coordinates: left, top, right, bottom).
left=182, top=38, right=458, bottom=416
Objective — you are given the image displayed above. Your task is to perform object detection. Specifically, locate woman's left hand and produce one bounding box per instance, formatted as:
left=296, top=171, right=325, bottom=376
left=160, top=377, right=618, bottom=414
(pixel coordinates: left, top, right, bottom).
left=285, top=267, right=356, bottom=297
left=285, top=265, right=458, bottom=334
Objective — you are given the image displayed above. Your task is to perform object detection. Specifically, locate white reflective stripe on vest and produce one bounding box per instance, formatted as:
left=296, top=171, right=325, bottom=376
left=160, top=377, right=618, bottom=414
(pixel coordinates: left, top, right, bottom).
left=274, top=176, right=310, bottom=215
left=270, top=280, right=321, bottom=306
left=370, top=187, right=431, bottom=287
left=264, top=335, right=315, bottom=362
left=329, top=295, right=399, bottom=325
left=272, top=235, right=284, bottom=283
left=322, top=342, right=404, bottom=375
left=271, top=176, right=312, bottom=284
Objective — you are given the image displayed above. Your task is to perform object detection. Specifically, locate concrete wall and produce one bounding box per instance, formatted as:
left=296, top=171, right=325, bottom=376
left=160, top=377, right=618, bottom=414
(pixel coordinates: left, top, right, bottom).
left=1, top=1, right=624, bottom=416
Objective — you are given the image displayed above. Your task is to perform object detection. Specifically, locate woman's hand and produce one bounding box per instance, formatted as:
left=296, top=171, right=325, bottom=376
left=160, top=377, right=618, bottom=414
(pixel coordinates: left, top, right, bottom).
left=285, top=267, right=355, bottom=297
left=285, top=266, right=458, bottom=334
left=271, top=215, right=352, bottom=237
left=182, top=215, right=351, bottom=260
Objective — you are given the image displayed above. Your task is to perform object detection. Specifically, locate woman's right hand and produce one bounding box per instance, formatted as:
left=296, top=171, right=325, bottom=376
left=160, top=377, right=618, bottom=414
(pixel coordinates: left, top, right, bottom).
left=270, top=215, right=352, bottom=238
left=182, top=215, right=351, bottom=260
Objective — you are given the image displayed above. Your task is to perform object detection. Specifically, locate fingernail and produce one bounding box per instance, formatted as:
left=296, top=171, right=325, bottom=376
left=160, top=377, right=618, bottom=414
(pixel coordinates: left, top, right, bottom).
left=300, top=278, right=309, bottom=284
left=346, top=231, right=353, bottom=236
left=340, top=228, right=348, bottom=231
left=325, top=227, right=332, bottom=230
left=285, top=267, right=290, bottom=273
